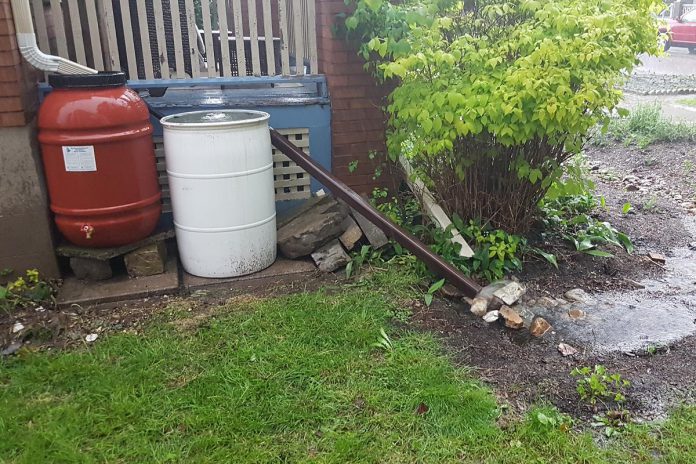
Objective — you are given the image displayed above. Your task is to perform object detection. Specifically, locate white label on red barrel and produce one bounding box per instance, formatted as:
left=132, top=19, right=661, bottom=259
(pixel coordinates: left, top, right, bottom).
left=62, top=146, right=97, bottom=172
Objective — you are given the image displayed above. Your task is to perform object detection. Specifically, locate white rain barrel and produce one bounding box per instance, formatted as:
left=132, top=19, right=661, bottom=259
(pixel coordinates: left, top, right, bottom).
left=160, top=110, right=277, bottom=278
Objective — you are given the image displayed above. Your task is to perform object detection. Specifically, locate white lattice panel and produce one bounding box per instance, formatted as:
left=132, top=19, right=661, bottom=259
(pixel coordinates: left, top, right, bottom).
left=272, top=128, right=312, bottom=201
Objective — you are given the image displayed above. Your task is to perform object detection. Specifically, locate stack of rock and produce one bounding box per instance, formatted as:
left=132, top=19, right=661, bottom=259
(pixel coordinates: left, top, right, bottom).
left=276, top=195, right=389, bottom=272
left=465, top=281, right=553, bottom=338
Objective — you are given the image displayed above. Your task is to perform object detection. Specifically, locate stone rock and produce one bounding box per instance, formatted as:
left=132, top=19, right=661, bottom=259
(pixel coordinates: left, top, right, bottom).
left=11, top=322, right=24, bottom=334
left=558, top=343, right=579, bottom=357
left=469, top=297, right=488, bottom=317
left=339, top=216, right=363, bottom=251
left=499, top=305, right=524, bottom=329
left=568, top=307, right=587, bottom=320
left=276, top=195, right=336, bottom=230
left=538, top=296, right=558, bottom=308
left=564, top=288, right=595, bottom=304
left=311, top=240, right=350, bottom=272
left=626, top=184, right=640, bottom=192
left=124, top=242, right=167, bottom=277
left=475, top=281, right=507, bottom=310
left=351, top=209, right=389, bottom=249
left=516, top=306, right=536, bottom=328
left=70, top=257, right=113, bottom=281
left=482, top=310, right=500, bottom=323
left=529, top=317, right=552, bottom=337
left=648, top=252, right=666, bottom=264
left=441, top=284, right=466, bottom=300
left=1, top=342, right=22, bottom=357
left=277, top=207, right=349, bottom=258
left=492, top=281, right=526, bottom=306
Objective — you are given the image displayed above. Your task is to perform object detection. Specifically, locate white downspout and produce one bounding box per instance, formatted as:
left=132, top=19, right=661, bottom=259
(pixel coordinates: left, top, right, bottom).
left=11, top=0, right=97, bottom=74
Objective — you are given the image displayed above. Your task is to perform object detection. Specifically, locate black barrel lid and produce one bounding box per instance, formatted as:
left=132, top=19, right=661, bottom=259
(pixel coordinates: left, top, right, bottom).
left=48, top=71, right=127, bottom=89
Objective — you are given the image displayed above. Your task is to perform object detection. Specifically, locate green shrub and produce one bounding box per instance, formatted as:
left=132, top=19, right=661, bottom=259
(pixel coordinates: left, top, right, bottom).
left=345, top=0, right=663, bottom=232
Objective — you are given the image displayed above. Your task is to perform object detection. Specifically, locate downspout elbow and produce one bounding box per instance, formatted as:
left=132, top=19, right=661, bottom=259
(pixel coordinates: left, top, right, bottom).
left=11, top=0, right=97, bottom=75
left=16, top=33, right=97, bottom=74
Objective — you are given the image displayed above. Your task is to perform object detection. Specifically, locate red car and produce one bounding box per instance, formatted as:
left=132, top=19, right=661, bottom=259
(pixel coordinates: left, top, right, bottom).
left=664, top=10, right=696, bottom=53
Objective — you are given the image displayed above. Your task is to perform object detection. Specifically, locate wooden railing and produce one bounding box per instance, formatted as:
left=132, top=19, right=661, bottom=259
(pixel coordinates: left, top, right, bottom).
left=29, top=0, right=318, bottom=80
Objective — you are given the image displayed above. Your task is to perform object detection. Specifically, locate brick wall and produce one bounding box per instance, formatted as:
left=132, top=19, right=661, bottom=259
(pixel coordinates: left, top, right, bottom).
left=0, top=0, right=38, bottom=127
left=316, top=0, right=394, bottom=195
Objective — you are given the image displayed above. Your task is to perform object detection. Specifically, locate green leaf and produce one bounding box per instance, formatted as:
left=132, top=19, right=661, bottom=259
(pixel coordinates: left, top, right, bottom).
left=617, top=107, right=630, bottom=117
left=622, top=203, right=632, bottom=214
left=345, top=16, right=358, bottom=30
left=616, top=232, right=634, bottom=254
left=424, top=293, right=433, bottom=307
left=532, top=248, right=558, bottom=268
left=577, top=239, right=594, bottom=251
left=584, top=249, right=614, bottom=258
left=428, top=278, right=446, bottom=294
left=363, top=0, right=383, bottom=12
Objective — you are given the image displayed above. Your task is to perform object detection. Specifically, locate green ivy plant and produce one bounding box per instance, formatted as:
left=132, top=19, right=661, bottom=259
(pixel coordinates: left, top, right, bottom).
left=0, top=269, right=55, bottom=313
left=344, top=0, right=663, bottom=232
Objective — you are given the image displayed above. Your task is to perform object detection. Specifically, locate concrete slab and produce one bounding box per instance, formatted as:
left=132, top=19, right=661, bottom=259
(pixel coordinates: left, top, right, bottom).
left=57, top=257, right=179, bottom=307
left=183, top=258, right=317, bottom=292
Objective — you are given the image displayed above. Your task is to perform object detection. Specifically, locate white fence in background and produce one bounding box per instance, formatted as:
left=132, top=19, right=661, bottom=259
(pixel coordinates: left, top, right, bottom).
left=29, top=0, right=318, bottom=80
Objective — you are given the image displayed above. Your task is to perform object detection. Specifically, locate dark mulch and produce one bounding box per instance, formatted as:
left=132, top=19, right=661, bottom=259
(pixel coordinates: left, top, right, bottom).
left=411, top=297, right=695, bottom=422
left=413, top=140, right=696, bottom=421
left=511, top=141, right=696, bottom=298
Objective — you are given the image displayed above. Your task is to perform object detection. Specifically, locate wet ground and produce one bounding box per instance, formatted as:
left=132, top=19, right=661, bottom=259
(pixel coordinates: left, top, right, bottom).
left=639, top=48, right=696, bottom=76
left=533, top=239, right=696, bottom=354
left=414, top=140, right=696, bottom=421
left=413, top=296, right=696, bottom=422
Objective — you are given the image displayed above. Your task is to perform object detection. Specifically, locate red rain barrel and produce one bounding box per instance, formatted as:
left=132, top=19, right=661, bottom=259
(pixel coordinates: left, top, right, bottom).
left=38, top=72, right=161, bottom=248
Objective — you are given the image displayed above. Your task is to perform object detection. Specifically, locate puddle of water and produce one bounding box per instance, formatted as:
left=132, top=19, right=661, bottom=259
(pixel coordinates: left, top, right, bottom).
left=532, top=244, right=696, bottom=354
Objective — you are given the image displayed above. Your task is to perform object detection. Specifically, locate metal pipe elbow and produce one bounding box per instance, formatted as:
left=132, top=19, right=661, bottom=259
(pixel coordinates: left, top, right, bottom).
left=11, top=0, right=97, bottom=75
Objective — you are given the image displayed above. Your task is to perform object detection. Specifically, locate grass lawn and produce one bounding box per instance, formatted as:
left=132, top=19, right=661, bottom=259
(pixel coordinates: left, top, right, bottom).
left=677, top=98, right=696, bottom=108
left=1, top=270, right=694, bottom=463
left=594, top=104, right=696, bottom=148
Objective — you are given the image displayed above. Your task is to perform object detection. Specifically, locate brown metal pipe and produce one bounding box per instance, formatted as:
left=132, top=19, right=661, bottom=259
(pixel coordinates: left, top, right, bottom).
left=270, top=129, right=482, bottom=297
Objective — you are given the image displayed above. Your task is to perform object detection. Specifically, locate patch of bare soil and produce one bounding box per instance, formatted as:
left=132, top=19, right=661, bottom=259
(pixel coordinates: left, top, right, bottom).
left=412, top=297, right=695, bottom=422
left=513, top=141, right=696, bottom=298
left=414, top=141, right=696, bottom=421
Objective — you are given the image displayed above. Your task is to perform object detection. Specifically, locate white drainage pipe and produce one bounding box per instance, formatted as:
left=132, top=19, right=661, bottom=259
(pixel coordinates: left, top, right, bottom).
left=10, top=0, right=97, bottom=74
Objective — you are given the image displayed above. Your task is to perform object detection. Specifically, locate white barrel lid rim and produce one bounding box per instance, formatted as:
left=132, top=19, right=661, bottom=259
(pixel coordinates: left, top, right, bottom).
left=160, top=109, right=270, bottom=129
